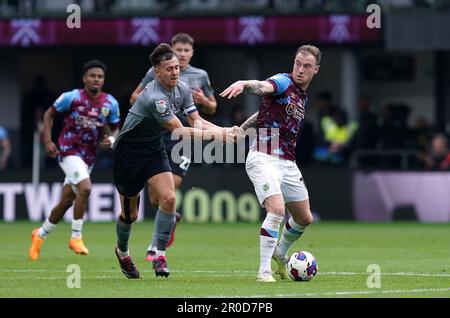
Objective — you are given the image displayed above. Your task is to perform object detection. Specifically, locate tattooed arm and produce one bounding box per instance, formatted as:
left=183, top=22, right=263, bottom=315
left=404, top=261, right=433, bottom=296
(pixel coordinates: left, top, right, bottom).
left=219, top=80, right=274, bottom=99
left=239, top=111, right=259, bottom=131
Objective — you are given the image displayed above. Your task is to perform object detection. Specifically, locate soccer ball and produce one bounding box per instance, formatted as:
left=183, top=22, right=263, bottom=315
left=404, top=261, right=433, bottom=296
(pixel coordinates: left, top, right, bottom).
left=287, top=250, right=318, bottom=281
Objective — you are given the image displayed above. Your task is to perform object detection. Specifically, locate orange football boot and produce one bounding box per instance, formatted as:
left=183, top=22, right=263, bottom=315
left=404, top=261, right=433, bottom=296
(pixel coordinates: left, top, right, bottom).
left=29, top=228, right=44, bottom=260
left=69, top=237, right=89, bottom=255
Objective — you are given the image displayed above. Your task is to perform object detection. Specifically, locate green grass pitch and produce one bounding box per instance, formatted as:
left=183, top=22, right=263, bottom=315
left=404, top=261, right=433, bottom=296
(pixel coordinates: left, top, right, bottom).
left=0, top=221, right=449, bottom=298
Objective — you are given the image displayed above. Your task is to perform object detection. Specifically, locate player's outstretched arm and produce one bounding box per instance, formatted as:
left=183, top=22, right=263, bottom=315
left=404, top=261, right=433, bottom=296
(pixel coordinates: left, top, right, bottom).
left=187, top=110, right=221, bottom=130
left=129, top=85, right=143, bottom=105
left=99, top=124, right=120, bottom=150
left=187, top=111, right=239, bottom=142
left=0, top=137, right=11, bottom=170
left=42, top=107, right=60, bottom=158
left=192, top=89, right=217, bottom=115
left=162, top=116, right=237, bottom=144
left=240, top=111, right=259, bottom=131
left=219, top=80, right=274, bottom=99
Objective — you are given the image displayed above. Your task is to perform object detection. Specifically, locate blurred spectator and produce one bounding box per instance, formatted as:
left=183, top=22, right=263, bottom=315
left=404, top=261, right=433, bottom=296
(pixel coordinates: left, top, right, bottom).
left=94, top=0, right=115, bottom=12
left=0, top=126, right=11, bottom=171
left=314, top=108, right=358, bottom=165
left=417, top=133, right=450, bottom=170
left=354, top=95, right=379, bottom=149
left=377, top=103, right=416, bottom=168
left=412, top=0, right=431, bottom=8
left=11, top=0, right=36, bottom=15
left=230, top=105, right=246, bottom=127
left=21, top=75, right=56, bottom=168
left=295, top=119, right=315, bottom=166
left=412, top=116, right=432, bottom=152
left=378, top=103, right=414, bottom=149
left=315, top=91, right=338, bottom=143
left=316, top=91, right=337, bottom=123
left=160, top=0, right=182, bottom=10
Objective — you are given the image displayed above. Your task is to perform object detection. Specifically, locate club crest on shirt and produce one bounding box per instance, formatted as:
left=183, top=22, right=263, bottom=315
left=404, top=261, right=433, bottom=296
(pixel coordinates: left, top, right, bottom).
left=101, top=106, right=110, bottom=117
left=155, top=99, right=168, bottom=113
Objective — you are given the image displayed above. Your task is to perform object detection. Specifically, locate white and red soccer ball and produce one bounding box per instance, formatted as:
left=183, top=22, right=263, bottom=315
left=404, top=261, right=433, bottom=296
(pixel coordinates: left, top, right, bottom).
left=287, top=250, right=318, bottom=281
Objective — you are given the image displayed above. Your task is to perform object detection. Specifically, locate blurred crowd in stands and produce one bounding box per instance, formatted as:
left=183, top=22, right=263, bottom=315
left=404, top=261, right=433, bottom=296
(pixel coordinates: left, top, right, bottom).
left=293, top=91, right=450, bottom=171
left=2, top=0, right=450, bottom=17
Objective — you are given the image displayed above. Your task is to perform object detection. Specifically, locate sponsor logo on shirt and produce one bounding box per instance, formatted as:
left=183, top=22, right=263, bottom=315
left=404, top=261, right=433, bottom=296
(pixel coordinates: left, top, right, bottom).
left=88, top=108, right=99, bottom=117
left=75, top=115, right=103, bottom=129
left=285, top=102, right=304, bottom=120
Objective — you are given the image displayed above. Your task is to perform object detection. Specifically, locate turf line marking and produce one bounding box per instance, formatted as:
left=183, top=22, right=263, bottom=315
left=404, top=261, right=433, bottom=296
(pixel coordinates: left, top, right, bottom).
left=0, top=269, right=450, bottom=277
left=208, top=287, right=450, bottom=298
left=1, top=269, right=450, bottom=277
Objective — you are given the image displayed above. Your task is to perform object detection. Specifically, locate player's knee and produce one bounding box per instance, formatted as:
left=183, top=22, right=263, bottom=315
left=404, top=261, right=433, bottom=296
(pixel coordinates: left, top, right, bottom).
left=61, top=200, right=74, bottom=210
left=150, top=194, right=159, bottom=208
left=129, top=213, right=138, bottom=223
left=299, top=213, right=314, bottom=227
left=77, top=186, right=91, bottom=198
left=266, top=203, right=285, bottom=216
left=119, top=212, right=138, bottom=224
left=159, top=193, right=176, bottom=211
left=273, top=206, right=286, bottom=216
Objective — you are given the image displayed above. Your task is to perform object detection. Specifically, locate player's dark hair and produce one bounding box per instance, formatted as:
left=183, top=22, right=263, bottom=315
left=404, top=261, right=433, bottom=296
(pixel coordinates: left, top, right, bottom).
left=171, top=33, right=194, bottom=47
left=82, top=59, right=107, bottom=75
left=296, top=45, right=322, bottom=65
left=150, top=43, right=176, bottom=67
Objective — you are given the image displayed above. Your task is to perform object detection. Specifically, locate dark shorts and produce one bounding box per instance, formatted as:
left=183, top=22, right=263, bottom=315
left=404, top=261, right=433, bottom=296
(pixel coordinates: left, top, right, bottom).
left=165, top=141, right=191, bottom=179
left=113, top=144, right=171, bottom=197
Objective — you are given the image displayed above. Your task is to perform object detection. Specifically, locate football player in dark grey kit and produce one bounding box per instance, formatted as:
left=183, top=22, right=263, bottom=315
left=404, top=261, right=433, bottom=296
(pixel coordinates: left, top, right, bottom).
left=130, top=33, right=218, bottom=261
left=113, top=43, right=236, bottom=279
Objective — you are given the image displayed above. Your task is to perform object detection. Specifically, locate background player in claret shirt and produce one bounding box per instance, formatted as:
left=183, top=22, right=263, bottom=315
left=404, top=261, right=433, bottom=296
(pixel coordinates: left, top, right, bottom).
left=113, top=43, right=236, bottom=279
left=130, top=33, right=218, bottom=261
left=28, top=60, right=120, bottom=260
left=220, top=45, right=321, bottom=282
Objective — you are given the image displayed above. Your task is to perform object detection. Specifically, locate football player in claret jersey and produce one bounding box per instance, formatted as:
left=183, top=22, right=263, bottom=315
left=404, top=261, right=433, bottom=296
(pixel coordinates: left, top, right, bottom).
left=29, top=60, right=120, bottom=260
left=130, top=33, right=217, bottom=261
left=220, top=45, right=321, bottom=282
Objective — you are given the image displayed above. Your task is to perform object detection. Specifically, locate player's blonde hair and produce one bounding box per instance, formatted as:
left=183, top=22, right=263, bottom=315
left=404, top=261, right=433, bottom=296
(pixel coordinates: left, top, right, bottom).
left=296, top=45, right=322, bottom=65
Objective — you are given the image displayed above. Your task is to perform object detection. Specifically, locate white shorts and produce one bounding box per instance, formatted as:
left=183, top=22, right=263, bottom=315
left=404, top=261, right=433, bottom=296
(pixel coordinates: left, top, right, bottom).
left=245, top=150, right=309, bottom=208
left=59, top=155, right=92, bottom=186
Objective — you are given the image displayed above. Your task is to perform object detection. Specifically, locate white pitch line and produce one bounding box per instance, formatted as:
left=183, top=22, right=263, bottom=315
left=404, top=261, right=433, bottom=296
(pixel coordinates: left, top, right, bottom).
left=320, top=271, right=450, bottom=277
left=1, top=269, right=449, bottom=277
